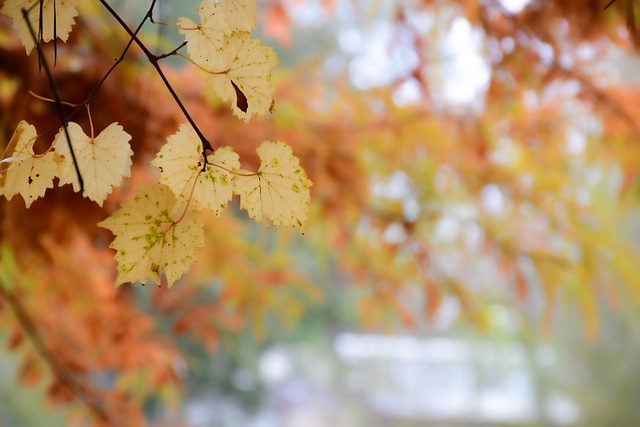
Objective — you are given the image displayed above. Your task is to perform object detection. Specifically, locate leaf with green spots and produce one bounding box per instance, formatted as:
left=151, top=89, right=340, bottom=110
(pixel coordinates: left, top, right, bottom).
left=98, top=184, right=204, bottom=288
left=151, top=124, right=240, bottom=215
left=234, top=141, right=312, bottom=231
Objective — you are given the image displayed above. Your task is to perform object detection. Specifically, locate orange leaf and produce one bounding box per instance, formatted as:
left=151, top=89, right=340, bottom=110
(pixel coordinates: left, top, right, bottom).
left=264, top=3, right=291, bottom=46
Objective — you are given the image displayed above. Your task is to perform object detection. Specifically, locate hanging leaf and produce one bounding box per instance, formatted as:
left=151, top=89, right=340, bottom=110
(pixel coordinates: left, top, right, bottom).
left=0, top=120, right=57, bottom=208
left=208, top=32, right=279, bottom=121
left=151, top=124, right=240, bottom=215
left=177, top=0, right=256, bottom=71
left=235, top=141, right=312, bottom=231
left=98, top=184, right=204, bottom=288
left=54, top=122, right=133, bottom=206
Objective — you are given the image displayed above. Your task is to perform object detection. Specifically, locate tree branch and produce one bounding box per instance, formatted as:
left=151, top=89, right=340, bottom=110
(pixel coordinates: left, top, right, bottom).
left=98, top=0, right=214, bottom=168
left=0, top=286, right=112, bottom=424
left=21, top=8, right=84, bottom=193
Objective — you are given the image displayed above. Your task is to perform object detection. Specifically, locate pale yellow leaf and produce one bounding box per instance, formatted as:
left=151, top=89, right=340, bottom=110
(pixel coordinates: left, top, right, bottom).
left=0, top=120, right=57, bottom=208
left=151, top=124, right=240, bottom=215
left=209, top=31, right=279, bottom=121
left=177, top=0, right=255, bottom=71
left=1, top=0, right=81, bottom=55
left=235, top=141, right=312, bottom=231
left=98, top=184, right=204, bottom=288
left=54, top=122, right=133, bottom=206
left=215, top=0, right=256, bottom=33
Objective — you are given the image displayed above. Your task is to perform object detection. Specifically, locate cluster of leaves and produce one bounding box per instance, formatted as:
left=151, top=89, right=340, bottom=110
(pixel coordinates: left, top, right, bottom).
left=0, top=2, right=316, bottom=424
left=1, top=0, right=640, bottom=425
left=0, top=0, right=312, bottom=288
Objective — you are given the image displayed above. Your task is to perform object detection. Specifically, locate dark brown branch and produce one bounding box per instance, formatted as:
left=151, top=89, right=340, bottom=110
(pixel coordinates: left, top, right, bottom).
left=55, top=3, right=152, bottom=129
left=21, top=8, right=84, bottom=193
left=99, top=0, right=214, bottom=169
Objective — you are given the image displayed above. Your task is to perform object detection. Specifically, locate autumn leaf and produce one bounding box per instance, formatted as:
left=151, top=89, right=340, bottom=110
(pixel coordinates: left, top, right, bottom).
left=0, top=120, right=57, bottom=208
left=209, top=32, right=279, bottom=121
left=1, top=0, right=81, bottom=55
left=54, top=122, right=133, bottom=206
left=177, top=0, right=256, bottom=71
left=214, top=0, right=256, bottom=33
left=235, top=141, right=312, bottom=231
left=151, top=124, right=240, bottom=215
left=98, top=184, right=204, bottom=288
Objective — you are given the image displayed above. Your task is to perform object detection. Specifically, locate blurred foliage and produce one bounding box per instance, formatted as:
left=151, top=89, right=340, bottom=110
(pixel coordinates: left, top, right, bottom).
left=2, top=0, right=640, bottom=425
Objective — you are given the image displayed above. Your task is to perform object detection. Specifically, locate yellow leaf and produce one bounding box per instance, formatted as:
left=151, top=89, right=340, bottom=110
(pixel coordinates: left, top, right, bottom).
left=215, top=0, right=256, bottom=33
left=235, top=141, right=312, bottom=231
left=177, top=0, right=256, bottom=71
left=209, top=32, right=279, bottom=121
left=1, top=0, right=81, bottom=55
left=98, top=184, right=204, bottom=288
left=0, top=120, right=57, bottom=208
left=54, top=122, right=133, bottom=206
left=151, top=124, right=240, bottom=215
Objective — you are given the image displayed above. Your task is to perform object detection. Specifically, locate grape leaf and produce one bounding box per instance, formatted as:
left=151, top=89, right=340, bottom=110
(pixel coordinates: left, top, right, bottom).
left=0, top=120, right=57, bottom=208
left=234, top=141, right=312, bottom=231
left=151, top=124, right=240, bottom=215
left=209, top=31, right=279, bottom=121
left=1, top=0, right=81, bottom=55
left=177, top=0, right=256, bottom=71
left=98, top=185, right=204, bottom=288
left=54, top=122, right=133, bottom=207
left=215, top=0, right=256, bottom=33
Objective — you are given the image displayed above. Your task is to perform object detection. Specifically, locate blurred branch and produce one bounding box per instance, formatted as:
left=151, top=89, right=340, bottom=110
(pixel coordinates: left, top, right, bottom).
left=480, top=2, right=640, bottom=134
left=0, top=286, right=113, bottom=424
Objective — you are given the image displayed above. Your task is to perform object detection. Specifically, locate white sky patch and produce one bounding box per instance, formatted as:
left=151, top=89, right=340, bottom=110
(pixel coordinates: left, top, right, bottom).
left=344, top=22, right=419, bottom=89
left=481, top=184, right=506, bottom=217
left=371, top=171, right=414, bottom=200
left=383, top=222, right=408, bottom=244
left=284, top=0, right=329, bottom=27
left=441, top=18, right=490, bottom=105
left=499, top=0, right=532, bottom=13
left=371, top=171, right=421, bottom=221
left=393, top=78, right=422, bottom=106
left=565, top=127, right=586, bottom=154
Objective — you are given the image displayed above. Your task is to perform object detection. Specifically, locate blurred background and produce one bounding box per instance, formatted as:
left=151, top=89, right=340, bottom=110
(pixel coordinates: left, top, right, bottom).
left=2, top=0, right=640, bottom=426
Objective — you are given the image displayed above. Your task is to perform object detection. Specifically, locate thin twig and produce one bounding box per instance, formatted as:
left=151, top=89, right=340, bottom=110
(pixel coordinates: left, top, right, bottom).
left=44, top=3, right=154, bottom=132
left=604, top=0, right=618, bottom=10
left=155, top=41, right=187, bottom=60
left=21, top=8, right=84, bottom=193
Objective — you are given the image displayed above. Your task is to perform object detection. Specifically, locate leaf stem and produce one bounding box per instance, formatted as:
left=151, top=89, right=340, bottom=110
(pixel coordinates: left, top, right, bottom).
left=173, top=169, right=202, bottom=225
left=28, top=90, right=77, bottom=107
left=87, top=104, right=94, bottom=139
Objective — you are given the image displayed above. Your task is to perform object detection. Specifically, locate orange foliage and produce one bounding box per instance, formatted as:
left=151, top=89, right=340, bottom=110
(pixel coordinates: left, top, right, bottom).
left=2, top=0, right=640, bottom=425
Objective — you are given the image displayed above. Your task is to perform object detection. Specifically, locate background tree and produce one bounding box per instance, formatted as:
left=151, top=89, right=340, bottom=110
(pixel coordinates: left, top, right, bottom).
left=2, top=0, right=640, bottom=426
